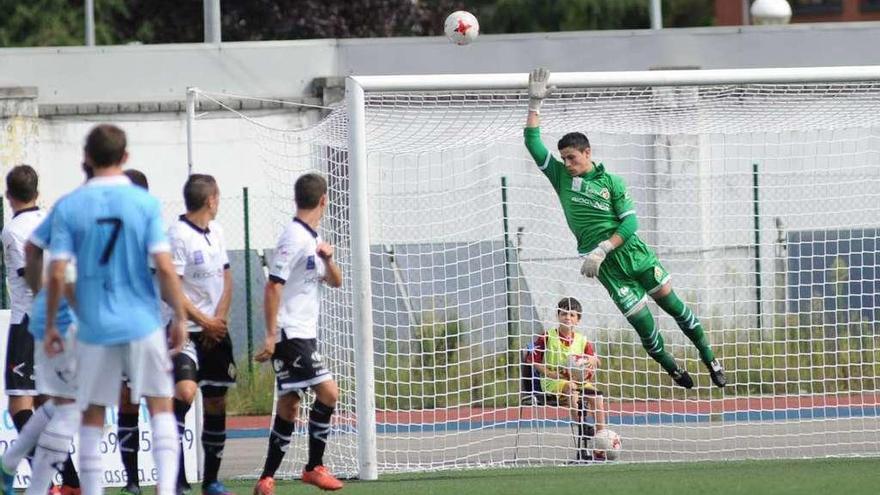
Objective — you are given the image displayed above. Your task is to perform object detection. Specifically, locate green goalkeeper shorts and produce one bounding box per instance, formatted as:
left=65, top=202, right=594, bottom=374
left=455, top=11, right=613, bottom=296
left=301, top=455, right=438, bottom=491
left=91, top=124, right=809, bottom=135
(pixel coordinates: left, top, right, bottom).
left=595, top=237, right=671, bottom=317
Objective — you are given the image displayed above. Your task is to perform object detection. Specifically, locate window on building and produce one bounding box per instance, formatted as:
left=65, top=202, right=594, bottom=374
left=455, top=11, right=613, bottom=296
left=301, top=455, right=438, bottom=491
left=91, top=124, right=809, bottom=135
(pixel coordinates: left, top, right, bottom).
left=862, top=0, right=880, bottom=12
left=790, top=0, right=843, bottom=14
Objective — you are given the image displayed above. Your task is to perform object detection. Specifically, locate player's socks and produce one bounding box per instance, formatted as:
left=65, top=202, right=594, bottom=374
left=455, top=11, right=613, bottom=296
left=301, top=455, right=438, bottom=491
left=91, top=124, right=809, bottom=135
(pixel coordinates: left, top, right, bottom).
left=201, top=413, right=226, bottom=485
left=151, top=412, right=180, bottom=495
left=626, top=306, right=679, bottom=374
left=27, top=403, right=80, bottom=495
left=261, top=416, right=294, bottom=479
left=117, top=411, right=140, bottom=488
left=305, top=401, right=334, bottom=471
left=4, top=402, right=54, bottom=471
left=655, top=291, right=716, bottom=365
left=173, top=400, right=190, bottom=492
left=79, top=426, right=103, bottom=495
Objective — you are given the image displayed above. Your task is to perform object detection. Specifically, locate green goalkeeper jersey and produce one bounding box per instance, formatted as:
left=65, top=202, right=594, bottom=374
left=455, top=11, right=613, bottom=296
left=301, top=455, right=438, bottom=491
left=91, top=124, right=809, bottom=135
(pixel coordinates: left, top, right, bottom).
left=524, top=127, right=637, bottom=254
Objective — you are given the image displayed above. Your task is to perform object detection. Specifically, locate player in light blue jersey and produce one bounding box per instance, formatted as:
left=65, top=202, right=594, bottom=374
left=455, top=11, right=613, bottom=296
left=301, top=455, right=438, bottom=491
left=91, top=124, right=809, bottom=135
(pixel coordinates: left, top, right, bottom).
left=45, top=125, right=187, bottom=495
left=10, top=207, right=81, bottom=495
left=0, top=167, right=86, bottom=495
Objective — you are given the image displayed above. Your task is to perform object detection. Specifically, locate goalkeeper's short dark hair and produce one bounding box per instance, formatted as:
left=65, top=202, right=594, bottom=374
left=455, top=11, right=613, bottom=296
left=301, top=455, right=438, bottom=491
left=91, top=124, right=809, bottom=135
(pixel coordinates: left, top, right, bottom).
left=294, top=173, right=327, bottom=210
left=557, top=296, right=583, bottom=316
left=557, top=132, right=590, bottom=151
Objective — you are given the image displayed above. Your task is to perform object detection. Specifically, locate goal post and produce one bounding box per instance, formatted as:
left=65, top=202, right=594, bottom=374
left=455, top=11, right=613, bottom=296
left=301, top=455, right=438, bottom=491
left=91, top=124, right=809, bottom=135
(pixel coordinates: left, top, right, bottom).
left=346, top=77, right=379, bottom=481
left=344, top=65, right=880, bottom=476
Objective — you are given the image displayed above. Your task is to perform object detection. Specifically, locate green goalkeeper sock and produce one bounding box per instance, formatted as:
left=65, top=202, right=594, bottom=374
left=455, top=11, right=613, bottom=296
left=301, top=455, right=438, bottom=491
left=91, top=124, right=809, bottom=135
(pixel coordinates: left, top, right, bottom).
left=627, top=306, right=679, bottom=375
left=654, top=291, right=716, bottom=365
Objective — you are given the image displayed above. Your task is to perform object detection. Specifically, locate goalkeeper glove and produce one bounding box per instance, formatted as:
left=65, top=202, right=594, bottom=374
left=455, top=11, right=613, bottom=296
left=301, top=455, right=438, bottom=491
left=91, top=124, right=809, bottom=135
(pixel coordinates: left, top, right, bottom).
left=528, top=68, right=554, bottom=114
left=580, top=240, right=615, bottom=278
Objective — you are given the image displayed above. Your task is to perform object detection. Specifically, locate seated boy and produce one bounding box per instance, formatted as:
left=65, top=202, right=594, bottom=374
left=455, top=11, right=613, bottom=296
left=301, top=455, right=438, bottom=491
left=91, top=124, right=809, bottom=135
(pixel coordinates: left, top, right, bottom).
left=529, top=296, right=608, bottom=461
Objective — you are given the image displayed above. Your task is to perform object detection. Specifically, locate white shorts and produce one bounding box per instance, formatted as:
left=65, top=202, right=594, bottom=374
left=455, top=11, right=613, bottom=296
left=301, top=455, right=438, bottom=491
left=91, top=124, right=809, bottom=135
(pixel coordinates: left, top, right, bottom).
left=76, top=329, right=174, bottom=409
left=35, top=333, right=78, bottom=400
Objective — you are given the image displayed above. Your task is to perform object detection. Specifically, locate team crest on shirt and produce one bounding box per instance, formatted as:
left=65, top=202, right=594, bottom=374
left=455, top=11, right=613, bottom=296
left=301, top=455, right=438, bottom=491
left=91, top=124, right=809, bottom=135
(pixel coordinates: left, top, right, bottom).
left=618, top=287, right=630, bottom=296
left=306, top=255, right=316, bottom=270
left=654, top=266, right=663, bottom=281
left=600, top=188, right=610, bottom=200
left=193, top=250, right=205, bottom=265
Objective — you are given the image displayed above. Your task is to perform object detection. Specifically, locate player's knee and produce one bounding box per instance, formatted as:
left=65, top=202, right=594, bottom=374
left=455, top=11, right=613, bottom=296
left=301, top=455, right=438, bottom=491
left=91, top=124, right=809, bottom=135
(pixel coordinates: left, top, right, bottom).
left=175, top=381, right=198, bottom=404
left=8, top=395, right=33, bottom=414
left=650, top=282, right=672, bottom=299
left=315, top=380, right=339, bottom=407
left=82, top=405, right=105, bottom=426
left=202, top=395, right=226, bottom=414
left=277, top=392, right=301, bottom=420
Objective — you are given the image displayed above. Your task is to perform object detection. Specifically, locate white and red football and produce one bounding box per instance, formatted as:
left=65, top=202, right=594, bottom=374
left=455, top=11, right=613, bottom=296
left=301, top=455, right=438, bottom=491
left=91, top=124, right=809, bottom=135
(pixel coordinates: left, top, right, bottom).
left=444, top=11, right=479, bottom=46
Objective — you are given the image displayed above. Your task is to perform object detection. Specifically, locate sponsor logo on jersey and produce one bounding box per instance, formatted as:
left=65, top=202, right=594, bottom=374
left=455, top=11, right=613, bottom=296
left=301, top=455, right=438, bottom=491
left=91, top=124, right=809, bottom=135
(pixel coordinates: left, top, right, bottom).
left=571, top=177, right=583, bottom=192
left=191, top=267, right=223, bottom=279
left=193, top=250, right=205, bottom=265
left=571, top=196, right=611, bottom=211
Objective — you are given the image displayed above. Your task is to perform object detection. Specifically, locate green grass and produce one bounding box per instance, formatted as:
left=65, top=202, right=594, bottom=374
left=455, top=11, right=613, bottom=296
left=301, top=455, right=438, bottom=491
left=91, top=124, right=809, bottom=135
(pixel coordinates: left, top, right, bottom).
left=168, top=458, right=880, bottom=495
left=226, top=363, right=276, bottom=415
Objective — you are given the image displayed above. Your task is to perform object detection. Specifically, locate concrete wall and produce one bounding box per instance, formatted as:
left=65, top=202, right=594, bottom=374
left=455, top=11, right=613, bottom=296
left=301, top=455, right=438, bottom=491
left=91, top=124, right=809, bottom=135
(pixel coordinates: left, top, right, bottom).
left=2, top=23, right=880, bottom=106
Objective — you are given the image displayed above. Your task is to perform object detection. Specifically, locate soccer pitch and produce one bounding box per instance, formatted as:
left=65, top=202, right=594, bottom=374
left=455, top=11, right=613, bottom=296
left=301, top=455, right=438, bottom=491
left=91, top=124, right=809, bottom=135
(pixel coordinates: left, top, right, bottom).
left=167, top=458, right=879, bottom=495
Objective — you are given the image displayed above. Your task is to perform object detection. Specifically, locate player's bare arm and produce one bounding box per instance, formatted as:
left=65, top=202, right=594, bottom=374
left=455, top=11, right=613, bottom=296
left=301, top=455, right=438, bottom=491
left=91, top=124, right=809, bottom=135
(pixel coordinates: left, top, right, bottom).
left=23, top=241, right=43, bottom=293
left=256, top=280, right=283, bottom=362
left=154, top=251, right=187, bottom=353
left=180, top=285, right=227, bottom=340
left=43, top=258, right=68, bottom=356
left=317, top=242, right=342, bottom=288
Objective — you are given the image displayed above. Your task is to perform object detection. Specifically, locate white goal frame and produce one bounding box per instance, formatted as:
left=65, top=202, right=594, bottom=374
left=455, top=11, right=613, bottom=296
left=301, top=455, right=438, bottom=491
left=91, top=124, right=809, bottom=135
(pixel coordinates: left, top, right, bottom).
left=344, top=65, right=880, bottom=480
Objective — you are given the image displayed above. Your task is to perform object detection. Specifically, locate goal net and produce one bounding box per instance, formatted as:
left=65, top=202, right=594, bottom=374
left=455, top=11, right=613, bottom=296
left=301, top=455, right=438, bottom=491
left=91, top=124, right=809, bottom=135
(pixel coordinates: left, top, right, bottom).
left=196, top=67, right=880, bottom=478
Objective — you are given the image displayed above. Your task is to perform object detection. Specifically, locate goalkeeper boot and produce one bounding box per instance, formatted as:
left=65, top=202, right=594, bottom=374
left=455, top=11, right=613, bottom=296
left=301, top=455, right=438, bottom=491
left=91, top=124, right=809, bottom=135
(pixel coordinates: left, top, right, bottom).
left=706, top=359, right=727, bottom=388
left=669, top=368, right=694, bottom=389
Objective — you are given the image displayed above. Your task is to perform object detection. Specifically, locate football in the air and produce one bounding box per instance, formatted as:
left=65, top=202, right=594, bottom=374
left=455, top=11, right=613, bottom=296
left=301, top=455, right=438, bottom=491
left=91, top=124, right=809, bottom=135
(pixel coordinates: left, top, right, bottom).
left=567, top=353, right=595, bottom=383
left=593, top=429, right=622, bottom=461
left=444, top=11, right=479, bottom=45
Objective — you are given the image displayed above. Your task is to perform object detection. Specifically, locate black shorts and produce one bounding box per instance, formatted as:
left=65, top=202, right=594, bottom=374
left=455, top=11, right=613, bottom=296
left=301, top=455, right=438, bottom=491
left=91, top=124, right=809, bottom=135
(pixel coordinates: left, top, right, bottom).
left=272, top=337, right=332, bottom=394
left=5, top=315, right=36, bottom=395
left=191, top=332, right=237, bottom=396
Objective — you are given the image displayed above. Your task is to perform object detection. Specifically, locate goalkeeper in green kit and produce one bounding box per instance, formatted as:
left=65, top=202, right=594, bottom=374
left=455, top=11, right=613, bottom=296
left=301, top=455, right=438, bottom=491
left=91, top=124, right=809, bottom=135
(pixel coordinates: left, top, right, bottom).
left=524, top=68, right=726, bottom=389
